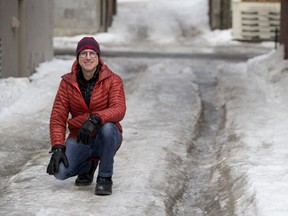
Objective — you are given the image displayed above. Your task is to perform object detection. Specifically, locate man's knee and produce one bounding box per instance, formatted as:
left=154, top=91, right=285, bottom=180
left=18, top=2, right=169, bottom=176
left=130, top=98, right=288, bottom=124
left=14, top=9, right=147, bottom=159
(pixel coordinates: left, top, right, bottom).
left=100, top=122, right=116, bottom=136
left=53, top=164, right=69, bottom=180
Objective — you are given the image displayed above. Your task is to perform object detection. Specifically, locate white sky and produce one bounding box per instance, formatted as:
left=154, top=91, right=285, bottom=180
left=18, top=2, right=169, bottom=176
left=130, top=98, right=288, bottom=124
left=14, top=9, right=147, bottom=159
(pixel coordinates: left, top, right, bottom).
left=1, top=0, right=288, bottom=215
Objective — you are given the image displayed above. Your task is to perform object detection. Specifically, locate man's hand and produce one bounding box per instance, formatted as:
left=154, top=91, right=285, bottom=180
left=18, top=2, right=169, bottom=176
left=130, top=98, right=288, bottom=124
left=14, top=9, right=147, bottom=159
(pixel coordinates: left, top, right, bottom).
left=46, top=145, right=69, bottom=175
left=77, top=115, right=100, bottom=144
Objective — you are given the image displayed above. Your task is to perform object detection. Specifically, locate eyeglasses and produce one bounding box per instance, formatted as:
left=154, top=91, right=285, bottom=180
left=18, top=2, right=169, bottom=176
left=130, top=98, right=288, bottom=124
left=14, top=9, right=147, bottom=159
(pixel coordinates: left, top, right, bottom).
left=79, top=51, right=97, bottom=58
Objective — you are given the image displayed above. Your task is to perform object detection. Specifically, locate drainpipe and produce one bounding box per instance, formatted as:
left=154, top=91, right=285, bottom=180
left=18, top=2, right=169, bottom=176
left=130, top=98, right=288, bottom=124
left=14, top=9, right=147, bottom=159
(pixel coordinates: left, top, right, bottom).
left=18, top=0, right=26, bottom=77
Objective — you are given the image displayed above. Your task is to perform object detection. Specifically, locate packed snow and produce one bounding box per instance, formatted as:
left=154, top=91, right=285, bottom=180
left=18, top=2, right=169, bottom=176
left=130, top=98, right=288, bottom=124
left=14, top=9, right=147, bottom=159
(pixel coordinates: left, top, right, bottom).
left=220, top=48, right=288, bottom=215
left=1, top=0, right=288, bottom=215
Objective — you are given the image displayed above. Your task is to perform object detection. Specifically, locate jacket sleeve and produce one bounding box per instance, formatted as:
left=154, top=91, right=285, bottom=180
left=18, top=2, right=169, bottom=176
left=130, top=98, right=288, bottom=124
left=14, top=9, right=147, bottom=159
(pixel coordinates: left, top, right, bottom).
left=50, top=80, right=70, bottom=146
left=93, top=74, right=126, bottom=124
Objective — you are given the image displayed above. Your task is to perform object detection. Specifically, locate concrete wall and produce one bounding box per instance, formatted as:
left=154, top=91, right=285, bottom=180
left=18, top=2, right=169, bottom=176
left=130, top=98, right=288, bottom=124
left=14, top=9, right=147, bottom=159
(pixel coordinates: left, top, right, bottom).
left=20, top=0, right=54, bottom=77
left=0, top=0, right=20, bottom=77
left=54, top=0, right=117, bottom=36
left=280, top=0, right=288, bottom=59
left=0, top=0, right=54, bottom=78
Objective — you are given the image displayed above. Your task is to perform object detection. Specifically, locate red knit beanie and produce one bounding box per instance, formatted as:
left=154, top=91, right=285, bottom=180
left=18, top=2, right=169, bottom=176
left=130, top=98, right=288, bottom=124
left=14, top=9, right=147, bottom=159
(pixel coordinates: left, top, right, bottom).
left=76, top=37, right=101, bottom=58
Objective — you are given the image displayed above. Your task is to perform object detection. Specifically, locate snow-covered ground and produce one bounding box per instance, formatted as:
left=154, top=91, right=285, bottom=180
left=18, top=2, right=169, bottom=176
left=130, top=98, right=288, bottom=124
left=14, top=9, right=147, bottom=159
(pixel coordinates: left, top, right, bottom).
left=219, top=47, right=288, bottom=215
left=1, top=0, right=288, bottom=215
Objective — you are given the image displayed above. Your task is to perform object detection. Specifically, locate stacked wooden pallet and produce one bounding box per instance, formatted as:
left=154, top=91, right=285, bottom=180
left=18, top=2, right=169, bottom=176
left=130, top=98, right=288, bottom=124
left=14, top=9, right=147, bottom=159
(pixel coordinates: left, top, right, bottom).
left=232, top=0, right=280, bottom=41
left=242, top=0, right=280, bottom=2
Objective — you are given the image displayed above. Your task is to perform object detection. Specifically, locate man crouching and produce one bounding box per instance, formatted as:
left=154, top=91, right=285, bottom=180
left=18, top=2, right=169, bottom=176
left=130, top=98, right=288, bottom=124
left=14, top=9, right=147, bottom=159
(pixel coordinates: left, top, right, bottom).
left=46, top=37, right=126, bottom=195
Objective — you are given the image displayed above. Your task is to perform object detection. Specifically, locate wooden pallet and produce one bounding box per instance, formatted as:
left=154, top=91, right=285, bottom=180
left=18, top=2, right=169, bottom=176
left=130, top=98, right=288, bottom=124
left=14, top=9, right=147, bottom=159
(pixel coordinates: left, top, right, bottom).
left=232, top=1, right=280, bottom=41
left=242, top=0, right=280, bottom=2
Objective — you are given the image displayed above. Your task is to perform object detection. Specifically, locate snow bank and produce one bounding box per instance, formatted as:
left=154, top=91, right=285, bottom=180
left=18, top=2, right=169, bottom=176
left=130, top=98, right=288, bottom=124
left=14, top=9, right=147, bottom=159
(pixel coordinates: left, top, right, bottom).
left=219, top=46, right=288, bottom=215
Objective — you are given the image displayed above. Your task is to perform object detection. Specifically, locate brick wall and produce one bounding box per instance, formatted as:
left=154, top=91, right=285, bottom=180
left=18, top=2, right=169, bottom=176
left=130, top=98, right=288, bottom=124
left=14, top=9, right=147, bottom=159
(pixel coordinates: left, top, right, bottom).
left=280, top=0, right=288, bottom=59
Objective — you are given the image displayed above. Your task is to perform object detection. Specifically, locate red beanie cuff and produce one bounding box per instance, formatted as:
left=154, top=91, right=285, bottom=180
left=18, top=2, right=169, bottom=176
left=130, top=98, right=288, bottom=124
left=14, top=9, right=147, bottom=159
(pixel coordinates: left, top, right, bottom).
left=76, top=37, right=101, bottom=58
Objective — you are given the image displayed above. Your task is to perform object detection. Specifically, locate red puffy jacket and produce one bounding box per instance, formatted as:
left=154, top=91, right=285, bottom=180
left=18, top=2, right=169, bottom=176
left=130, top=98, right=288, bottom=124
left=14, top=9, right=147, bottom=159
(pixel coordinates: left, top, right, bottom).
left=50, top=59, right=126, bottom=147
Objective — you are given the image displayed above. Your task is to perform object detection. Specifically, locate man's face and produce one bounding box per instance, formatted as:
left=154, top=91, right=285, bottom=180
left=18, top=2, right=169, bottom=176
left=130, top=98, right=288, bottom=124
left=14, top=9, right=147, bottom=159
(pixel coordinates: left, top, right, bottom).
left=78, top=49, right=99, bottom=80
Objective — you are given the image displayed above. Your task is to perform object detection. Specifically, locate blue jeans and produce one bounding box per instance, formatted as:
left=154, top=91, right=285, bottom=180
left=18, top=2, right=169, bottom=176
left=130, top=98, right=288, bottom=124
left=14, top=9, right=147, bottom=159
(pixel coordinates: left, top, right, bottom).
left=54, top=122, right=122, bottom=180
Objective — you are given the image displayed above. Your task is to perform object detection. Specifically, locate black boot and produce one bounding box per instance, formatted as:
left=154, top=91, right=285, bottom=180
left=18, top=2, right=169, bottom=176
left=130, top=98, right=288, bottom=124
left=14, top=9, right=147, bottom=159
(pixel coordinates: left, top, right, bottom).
left=95, top=176, right=113, bottom=195
left=75, top=160, right=98, bottom=186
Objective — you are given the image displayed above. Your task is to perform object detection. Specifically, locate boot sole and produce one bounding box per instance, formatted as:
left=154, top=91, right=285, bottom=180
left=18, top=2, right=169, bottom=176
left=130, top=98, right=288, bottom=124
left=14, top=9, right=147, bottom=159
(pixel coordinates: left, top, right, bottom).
left=95, top=190, right=112, bottom=195
left=75, top=181, right=93, bottom=186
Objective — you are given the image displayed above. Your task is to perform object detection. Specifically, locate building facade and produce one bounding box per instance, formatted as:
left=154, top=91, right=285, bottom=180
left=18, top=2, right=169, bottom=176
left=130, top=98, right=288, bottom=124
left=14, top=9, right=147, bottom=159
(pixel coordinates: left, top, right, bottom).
left=0, top=0, right=117, bottom=78
left=54, top=0, right=116, bottom=36
left=0, top=0, right=54, bottom=78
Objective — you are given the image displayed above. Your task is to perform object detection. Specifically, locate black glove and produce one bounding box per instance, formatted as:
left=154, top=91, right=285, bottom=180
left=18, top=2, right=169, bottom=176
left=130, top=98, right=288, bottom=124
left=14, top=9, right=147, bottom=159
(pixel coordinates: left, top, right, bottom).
left=77, top=115, right=100, bottom=144
left=46, top=145, right=69, bottom=175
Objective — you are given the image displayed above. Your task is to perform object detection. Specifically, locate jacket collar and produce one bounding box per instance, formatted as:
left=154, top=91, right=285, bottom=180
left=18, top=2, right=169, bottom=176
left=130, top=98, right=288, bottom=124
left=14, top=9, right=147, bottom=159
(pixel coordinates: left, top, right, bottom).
left=63, top=58, right=112, bottom=84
